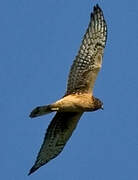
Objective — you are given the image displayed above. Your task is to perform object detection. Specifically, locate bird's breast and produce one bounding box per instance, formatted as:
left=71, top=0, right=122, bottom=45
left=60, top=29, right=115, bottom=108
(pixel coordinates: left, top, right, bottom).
left=54, top=94, right=94, bottom=112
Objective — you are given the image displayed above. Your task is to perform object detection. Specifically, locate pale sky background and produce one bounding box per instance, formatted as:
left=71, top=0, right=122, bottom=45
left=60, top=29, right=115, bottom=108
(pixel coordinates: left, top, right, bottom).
left=0, top=0, right=138, bottom=180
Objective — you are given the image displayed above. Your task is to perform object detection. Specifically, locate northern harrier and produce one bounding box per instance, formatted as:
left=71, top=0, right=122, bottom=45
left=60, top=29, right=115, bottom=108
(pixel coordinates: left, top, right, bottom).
left=28, top=4, right=107, bottom=175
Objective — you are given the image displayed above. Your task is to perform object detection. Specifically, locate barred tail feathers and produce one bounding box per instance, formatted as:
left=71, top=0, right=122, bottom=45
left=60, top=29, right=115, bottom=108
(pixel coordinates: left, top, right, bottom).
left=29, top=105, right=54, bottom=118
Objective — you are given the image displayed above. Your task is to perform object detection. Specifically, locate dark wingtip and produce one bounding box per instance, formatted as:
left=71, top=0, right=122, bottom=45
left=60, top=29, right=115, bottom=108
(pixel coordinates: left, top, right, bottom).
left=28, top=166, right=39, bottom=176
left=94, top=4, right=102, bottom=11
left=91, top=4, right=102, bottom=19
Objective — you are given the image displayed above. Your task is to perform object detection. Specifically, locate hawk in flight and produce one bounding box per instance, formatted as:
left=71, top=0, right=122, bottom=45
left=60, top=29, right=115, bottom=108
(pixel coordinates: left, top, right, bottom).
left=28, top=4, right=107, bottom=175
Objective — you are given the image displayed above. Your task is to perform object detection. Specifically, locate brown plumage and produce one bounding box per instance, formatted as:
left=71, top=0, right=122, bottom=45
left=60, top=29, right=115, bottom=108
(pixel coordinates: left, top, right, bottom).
left=28, top=4, right=107, bottom=175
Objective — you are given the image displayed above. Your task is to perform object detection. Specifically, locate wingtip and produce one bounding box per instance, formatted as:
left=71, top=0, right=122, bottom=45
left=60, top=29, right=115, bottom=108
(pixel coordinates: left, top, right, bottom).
left=94, top=4, right=99, bottom=8
left=28, top=166, right=39, bottom=176
left=93, top=4, right=102, bottom=12
left=91, top=4, right=103, bottom=19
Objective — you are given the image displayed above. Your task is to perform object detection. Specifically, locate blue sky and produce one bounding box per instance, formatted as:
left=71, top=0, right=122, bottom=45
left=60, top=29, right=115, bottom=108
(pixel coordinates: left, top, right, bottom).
left=0, top=0, right=138, bottom=179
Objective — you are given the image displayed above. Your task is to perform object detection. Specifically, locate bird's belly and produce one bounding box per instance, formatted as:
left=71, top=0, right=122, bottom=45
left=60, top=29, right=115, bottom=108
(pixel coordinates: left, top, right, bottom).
left=55, top=94, right=93, bottom=112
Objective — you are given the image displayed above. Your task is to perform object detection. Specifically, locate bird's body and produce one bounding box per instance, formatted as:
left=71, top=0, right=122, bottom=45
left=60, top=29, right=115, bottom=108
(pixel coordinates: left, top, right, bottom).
left=30, top=94, right=103, bottom=117
left=28, top=4, right=107, bottom=175
left=52, top=94, right=102, bottom=112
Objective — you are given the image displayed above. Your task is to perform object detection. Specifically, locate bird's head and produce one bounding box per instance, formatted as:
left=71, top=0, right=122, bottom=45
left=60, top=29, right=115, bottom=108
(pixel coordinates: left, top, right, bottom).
left=93, top=97, right=104, bottom=111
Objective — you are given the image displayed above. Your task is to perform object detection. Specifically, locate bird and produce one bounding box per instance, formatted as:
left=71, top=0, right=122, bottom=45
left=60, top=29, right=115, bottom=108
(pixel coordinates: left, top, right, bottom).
left=28, top=4, right=107, bottom=175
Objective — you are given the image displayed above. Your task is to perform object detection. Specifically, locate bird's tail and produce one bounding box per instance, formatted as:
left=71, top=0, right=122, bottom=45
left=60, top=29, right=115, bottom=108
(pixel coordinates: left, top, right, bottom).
left=29, top=105, right=54, bottom=118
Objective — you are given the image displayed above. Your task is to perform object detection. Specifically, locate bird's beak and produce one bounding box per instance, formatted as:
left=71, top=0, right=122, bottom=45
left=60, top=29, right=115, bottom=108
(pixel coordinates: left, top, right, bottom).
left=101, top=105, right=104, bottom=110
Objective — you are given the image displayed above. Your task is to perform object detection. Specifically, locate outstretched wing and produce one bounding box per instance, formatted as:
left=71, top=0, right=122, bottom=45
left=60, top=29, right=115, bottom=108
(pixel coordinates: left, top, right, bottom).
left=66, top=5, right=107, bottom=95
left=28, top=112, right=83, bottom=175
